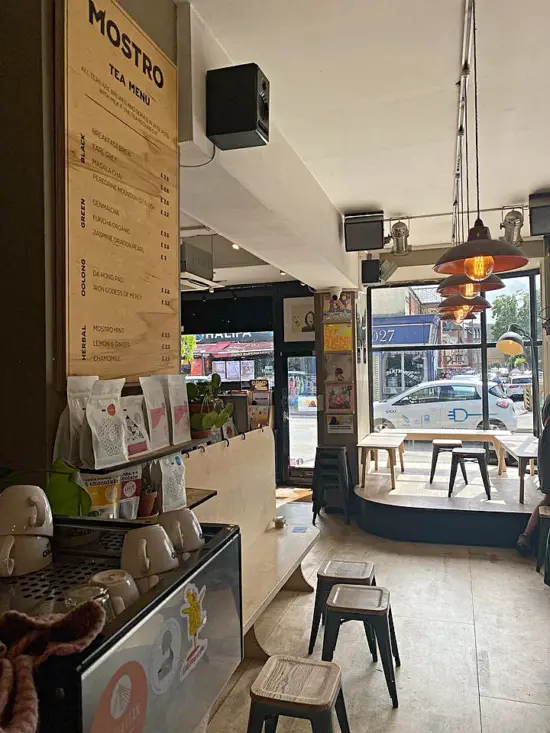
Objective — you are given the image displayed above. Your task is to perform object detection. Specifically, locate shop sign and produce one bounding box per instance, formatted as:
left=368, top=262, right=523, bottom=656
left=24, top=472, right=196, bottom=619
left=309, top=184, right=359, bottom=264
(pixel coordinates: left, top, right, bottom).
left=62, top=0, right=179, bottom=380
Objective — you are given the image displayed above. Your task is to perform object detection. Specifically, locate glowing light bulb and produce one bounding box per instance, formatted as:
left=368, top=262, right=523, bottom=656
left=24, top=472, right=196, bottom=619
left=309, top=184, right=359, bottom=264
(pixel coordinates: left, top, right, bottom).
left=458, top=281, right=480, bottom=300
left=464, top=255, right=494, bottom=281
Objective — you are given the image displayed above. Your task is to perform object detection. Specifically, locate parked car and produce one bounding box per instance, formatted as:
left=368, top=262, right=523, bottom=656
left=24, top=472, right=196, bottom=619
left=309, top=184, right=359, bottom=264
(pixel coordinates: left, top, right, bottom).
left=373, top=379, right=516, bottom=431
left=505, top=375, right=532, bottom=401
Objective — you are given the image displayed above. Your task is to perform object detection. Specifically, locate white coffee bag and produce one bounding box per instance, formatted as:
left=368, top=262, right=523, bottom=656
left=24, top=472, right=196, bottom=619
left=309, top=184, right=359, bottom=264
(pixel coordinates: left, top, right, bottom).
left=65, top=376, right=99, bottom=466
left=82, top=378, right=127, bottom=469
left=150, top=375, right=191, bottom=444
left=122, top=395, right=150, bottom=456
left=139, top=376, right=170, bottom=450
left=150, top=453, right=187, bottom=513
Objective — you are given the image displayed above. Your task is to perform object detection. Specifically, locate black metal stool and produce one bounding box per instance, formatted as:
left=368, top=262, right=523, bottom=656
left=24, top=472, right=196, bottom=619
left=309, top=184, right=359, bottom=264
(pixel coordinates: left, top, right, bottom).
left=449, top=447, right=491, bottom=499
left=246, top=654, right=351, bottom=733
left=322, top=585, right=400, bottom=708
left=312, top=446, right=353, bottom=525
left=429, top=439, right=464, bottom=483
left=309, top=560, right=375, bottom=654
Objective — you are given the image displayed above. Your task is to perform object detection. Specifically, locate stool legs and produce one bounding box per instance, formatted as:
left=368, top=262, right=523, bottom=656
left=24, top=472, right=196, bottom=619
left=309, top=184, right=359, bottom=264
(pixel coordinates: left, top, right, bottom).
left=321, top=613, right=341, bottom=662
left=363, top=621, right=378, bottom=662
left=479, top=456, right=491, bottom=500
left=388, top=608, right=401, bottom=667
left=246, top=702, right=267, bottom=733
left=370, top=616, right=399, bottom=708
left=429, top=445, right=440, bottom=483
left=264, top=715, right=279, bottom=733
left=459, top=458, right=468, bottom=485
left=449, top=454, right=459, bottom=497
left=311, top=711, right=335, bottom=733
left=309, top=583, right=327, bottom=654
left=335, top=688, right=351, bottom=733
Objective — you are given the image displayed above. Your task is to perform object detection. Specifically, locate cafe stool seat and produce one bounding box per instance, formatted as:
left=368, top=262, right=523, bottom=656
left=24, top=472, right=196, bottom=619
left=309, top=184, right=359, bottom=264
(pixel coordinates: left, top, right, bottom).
left=246, top=655, right=351, bottom=733
left=449, top=447, right=491, bottom=500
left=309, top=560, right=375, bottom=654
left=322, top=585, right=400, bottom=708
left=429, top=439, right=464, bottom=483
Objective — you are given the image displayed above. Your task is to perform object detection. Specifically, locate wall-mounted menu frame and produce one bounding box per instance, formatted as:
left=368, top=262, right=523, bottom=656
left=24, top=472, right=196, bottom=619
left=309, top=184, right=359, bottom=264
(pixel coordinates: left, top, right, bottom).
left=58, top=0, right=179, bottom=381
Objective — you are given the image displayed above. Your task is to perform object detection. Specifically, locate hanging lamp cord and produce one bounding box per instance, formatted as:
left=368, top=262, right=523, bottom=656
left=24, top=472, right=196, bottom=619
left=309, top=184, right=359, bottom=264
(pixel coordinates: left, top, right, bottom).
left=464, top=87, right=471, bottom=230
left=472, top=0, right=481, bottom=220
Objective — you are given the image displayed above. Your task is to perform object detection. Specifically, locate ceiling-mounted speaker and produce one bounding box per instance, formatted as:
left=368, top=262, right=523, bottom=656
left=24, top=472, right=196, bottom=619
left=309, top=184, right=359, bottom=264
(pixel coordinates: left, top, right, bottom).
left=206, top=63, right=269, bottom=150
left=361, top=259, right=381, bottom=285
left=529, top=193, right=550, bottom=236
left=344, top=212, right=385, bottom=252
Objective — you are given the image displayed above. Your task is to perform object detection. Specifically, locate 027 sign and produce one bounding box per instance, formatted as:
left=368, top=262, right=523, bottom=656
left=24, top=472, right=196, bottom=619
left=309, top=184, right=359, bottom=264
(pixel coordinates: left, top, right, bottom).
left=372, top=328, right=395, bottom=344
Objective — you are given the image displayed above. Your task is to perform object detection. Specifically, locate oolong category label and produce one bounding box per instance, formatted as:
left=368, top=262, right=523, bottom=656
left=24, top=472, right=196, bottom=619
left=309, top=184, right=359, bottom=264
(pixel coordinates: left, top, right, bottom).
left=63, top=0, right=179, bottom=380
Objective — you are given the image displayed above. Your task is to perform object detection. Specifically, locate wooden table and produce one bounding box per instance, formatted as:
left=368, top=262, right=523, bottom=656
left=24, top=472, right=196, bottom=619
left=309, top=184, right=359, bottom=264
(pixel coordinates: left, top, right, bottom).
left=493, top=434, right=538, bottom=504
left=358, top=433, right=406, bottom=490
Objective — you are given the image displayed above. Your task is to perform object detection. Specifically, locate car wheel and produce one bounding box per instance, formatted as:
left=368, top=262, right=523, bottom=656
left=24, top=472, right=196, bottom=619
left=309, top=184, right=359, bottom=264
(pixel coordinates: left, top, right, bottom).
left=477, top=419, right=506, bottom=431
left=373, top=418, right=395, bottom=432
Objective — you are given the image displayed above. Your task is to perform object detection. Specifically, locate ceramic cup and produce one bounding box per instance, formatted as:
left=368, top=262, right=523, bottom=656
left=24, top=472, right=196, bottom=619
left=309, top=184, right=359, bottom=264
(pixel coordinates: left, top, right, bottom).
left=135, top=569, right=175, bottom=595
left=0, top=485, right=53, bottom=538
left=89, top=569, right=140, bottom=615
left=0, top=535, right=52, bottom=577
left=159, top=508, right=205, bottom=554
left=121, top=525, right=178, bottom=580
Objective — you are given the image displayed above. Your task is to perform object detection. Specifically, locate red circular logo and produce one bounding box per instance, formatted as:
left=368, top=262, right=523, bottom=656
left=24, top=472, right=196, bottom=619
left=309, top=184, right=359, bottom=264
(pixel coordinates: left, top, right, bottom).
left=107, top=403, right=116, bottom=416
left=90, top=661, right=148, bottom=733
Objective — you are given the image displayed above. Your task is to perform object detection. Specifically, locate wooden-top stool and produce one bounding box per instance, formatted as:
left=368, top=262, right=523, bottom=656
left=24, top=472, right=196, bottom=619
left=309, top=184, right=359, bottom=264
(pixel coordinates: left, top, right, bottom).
left=429, top=439, right=464, bottom=483
left=449, top=447, right=491, bottom=499
left=247, top=654, right=351, bottom=733
left=322, top=585, right=400, bottom=708
left=309, top=560, right=375, bottom=654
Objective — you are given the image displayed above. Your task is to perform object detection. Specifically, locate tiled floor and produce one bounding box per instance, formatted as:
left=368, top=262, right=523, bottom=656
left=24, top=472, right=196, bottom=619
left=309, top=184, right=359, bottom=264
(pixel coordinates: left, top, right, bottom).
left=208, top=502, right=550, bottom=733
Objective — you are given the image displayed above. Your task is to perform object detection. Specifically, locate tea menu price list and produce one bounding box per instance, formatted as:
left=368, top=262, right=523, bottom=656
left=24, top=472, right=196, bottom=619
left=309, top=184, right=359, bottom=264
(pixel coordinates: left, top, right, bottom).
left=64, top=0, right=179, bottom=381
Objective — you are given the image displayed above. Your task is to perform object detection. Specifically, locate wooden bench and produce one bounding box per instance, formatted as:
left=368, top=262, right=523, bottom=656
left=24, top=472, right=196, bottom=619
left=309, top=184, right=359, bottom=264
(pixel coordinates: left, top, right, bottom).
left=493, top=434, right=538, bottom=504
left=186, top=428, right=319, bottom=660
left=242, top=522, right=319, bottom=660
left=379, top=427, right=512, bottom=468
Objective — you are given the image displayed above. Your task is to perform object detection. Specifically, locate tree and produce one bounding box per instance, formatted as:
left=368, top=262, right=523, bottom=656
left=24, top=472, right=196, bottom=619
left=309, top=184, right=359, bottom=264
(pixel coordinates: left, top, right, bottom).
left=490, top=292, right=530, bottom=342
left=181, top=334, right=197, bottom=364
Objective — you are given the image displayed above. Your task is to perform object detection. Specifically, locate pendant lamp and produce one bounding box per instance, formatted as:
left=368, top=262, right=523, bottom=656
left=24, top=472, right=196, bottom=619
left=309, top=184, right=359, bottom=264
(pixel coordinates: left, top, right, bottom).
left=434, top=219, right=528, bottom=278
left=439, top=312, right=475, bottom=321
left=434, top=0, right=528, bottom=281
left=437, top=273, right=504, bottom=299
left=438, top=294, right=491, bottom=314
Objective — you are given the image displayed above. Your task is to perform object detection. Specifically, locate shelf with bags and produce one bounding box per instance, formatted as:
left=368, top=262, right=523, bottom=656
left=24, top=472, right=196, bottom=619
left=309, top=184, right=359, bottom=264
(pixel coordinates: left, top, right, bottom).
left=81, top=438, right=212, bottom=476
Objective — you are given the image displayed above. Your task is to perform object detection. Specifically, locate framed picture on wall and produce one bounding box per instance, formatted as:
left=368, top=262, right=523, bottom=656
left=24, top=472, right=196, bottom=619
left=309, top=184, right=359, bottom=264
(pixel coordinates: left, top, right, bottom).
left=323, top=293, right=353, bottom=322
left=326, top=383, right=354, bottom=413
left=325, top=353, right=353, bottom=383
left=324, top=323, right=353, bottom=352
left=283, top=297, right=316, bottom=342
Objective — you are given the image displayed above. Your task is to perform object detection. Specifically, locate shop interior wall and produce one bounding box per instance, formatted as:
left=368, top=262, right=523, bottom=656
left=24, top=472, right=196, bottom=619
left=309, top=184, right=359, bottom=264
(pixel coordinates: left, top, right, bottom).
left=0, top=1, right=60, bottom=474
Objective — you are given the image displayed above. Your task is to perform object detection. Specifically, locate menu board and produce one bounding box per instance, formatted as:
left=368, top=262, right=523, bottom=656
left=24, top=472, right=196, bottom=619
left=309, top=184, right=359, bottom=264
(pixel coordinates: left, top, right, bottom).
left=63, top=0, right=179, bottom=380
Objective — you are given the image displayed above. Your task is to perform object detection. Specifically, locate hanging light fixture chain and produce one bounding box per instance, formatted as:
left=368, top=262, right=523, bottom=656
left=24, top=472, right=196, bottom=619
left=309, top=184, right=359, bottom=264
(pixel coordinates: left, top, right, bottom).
left=464, top=87, right=471, bottom=230
left=472, top=0, right=481, bottom=219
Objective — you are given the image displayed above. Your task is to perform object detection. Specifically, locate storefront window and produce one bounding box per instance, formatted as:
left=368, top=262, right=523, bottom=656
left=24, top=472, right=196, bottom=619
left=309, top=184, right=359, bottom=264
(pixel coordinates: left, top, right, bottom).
left=183, top=331, right=275, bottom=386
left=369, top=272, right=542, bottom=436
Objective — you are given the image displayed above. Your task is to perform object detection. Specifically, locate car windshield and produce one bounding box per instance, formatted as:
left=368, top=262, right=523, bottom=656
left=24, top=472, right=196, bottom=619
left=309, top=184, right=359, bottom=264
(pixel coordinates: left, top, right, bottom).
left=511, top=377, right=531, bottom=385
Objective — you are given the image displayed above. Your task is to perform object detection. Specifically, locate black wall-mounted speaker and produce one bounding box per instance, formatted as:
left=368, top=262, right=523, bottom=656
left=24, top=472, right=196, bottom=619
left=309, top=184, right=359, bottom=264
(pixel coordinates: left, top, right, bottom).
left=344, top=212, right=385, bottom=252
left=361, top=259, right=381, bottom=285
left=206, top=63, right=269, bottom=150
left=529, top=192, right=550, bottom=236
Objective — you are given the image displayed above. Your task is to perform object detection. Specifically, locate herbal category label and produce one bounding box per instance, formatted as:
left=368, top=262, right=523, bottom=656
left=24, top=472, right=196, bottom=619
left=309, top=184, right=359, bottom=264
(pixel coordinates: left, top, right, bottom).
left=65, top=0, right=179, bottom=380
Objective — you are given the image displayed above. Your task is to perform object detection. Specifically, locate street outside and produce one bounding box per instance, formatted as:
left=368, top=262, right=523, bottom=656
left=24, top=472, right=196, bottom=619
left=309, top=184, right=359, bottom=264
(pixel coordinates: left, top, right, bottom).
left=288, top=402, right=534, bottom=468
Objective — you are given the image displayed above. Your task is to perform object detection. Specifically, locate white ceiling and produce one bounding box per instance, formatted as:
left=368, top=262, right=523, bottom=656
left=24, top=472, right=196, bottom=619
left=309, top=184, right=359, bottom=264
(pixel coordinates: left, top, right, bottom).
left=186, top=233, right=295, bottom=285
left=192, top=0, right=550, bottom=247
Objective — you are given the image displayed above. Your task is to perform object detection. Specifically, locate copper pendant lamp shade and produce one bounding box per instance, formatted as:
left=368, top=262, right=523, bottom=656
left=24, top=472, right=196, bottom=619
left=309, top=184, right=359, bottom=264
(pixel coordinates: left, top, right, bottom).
left=438, top=293, right=491, bottom=313
left=434, top=219, right=528, bottom=278
left=437, top=273, right=505, bottom=298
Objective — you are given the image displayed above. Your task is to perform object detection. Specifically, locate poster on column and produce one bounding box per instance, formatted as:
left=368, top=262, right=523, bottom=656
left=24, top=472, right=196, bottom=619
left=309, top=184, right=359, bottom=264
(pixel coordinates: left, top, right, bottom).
left=62, top=0, right=179, bottom=380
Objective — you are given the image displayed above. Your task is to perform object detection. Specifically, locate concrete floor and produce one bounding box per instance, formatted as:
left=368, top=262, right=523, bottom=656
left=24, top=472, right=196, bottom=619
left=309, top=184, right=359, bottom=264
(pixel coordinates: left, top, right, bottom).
left=208, top=502, right=550, bottom=733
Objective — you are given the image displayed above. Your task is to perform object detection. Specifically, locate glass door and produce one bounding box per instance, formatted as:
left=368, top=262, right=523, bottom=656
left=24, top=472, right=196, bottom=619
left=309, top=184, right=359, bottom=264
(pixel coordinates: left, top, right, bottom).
left=286, top=355, right=318, bottom=484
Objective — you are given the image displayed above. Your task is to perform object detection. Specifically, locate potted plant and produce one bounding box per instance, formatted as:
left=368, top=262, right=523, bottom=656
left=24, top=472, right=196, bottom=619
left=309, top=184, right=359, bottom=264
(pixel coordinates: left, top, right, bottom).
left=186, top=373, right=234, bottom=439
